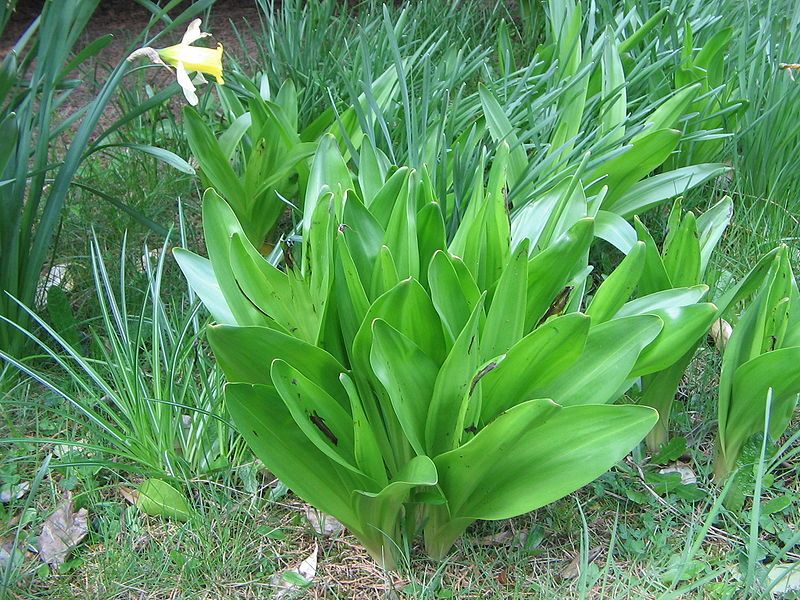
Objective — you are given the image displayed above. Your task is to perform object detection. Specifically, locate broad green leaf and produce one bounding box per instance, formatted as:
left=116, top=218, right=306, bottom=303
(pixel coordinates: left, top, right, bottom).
left=334, top=231, right=371, bottom=348
left=428, top=251, right=482, bottom=347
left=218, top=112, right=252, bottom=160
left=271, top=359, right=360, bottom=474
left=723, top=347, right=800, bottom=472
left=303, top=134, right=351, bottom=246
left=618, top=287, right=709, bottom=320
left=593, top=129, right=682, bottom=206
left=184, top=107, right=246, bottom=214
left=340, top=194, right=385, bottom=296
left=275, top=79, right=298, bottom=131
left=371, top=245, right=400, bottom=299
left=480, top=313, right=591, bottom=420
left=641, top=351, right=695, bottom=451
left=511, top=186, right=560, bottom=253
left=525, top=218, right=594, bottom=332
left=369, top=168, right=411, bottom=230
left=586, top=241, right=646, bottom=323
left=436, top=402, right=657, bottom=519
left=662, top=211, right=701, bottom=287
left=535, top=176, right=588, bottom=253
left=353, top=455, right=438, bottom=564
left=634, top=217, right=672, bottom=295
left=370, top=319, right=439, bottom=455
left=228, top=233, right=316, bottom=342
left=201, top=189, right=270, bottom=327
left=382, top=174, right=418, bottom=279
left=226, top=383, right=366, bottom=527
left=358, top=137, right=388, bottom=206
left=532, top=315, right=663, bottom=406
left=136, top=479, right=191, bottom=522
left=608, top=164, right=729, bottom=219
left=353, top=278, right=446, bottom=375
left=630, top=303, right=717, bottom=377
left=635, top=83, right=700, bottom=138
left=482, top=241, right=529, bottom=360
left=696, top=196, right=733, bottom=276
left=207, top=325, right=349, bottom=409
left=594, top=209, right=637, bottom=253
left=416, top=202, right=448, bottom=288
left=718, top=252, right=788, bottom=444
left=426, top=296, right=486, bottom=456
left=339, top=373, right=388, bottom=486
left=172, top=248, right=235, bottom=325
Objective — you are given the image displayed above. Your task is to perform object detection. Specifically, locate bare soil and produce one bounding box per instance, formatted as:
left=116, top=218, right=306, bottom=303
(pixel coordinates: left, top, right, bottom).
left=2, top=0, right=262, bottom=63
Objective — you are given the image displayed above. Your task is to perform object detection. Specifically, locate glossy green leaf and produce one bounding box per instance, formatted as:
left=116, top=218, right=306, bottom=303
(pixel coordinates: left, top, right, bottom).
left=525, top=218, right=594, bottom=331
left=136, top=479, right=192, bottom=522
left=436, top=402, right=657, bottom=519
left=586, top=241, right=646, bottom=323
left=226, top=383, right=365, bottom=527
left=201, top=189, right=270, bottom=327
left=630, top=303, right=717, bottom=377
left=184, top=107, right=246, bottom=214
left=370, top=319, right=439, bottom=455
left=480, top=313, right=591, bottom=420
left=608, top=164, right=729, bottom=219
left=482, top=241, right=529, bottom=360
left=271, top=359, right=360, bottom=473
left=532, top=315, right=662, bottom=406
left=172, top=248, right=235, bottom=325
left=696, top=196, right=733, bottom=276
left=426, top=296, right=485, bottom=456
left=662, top=211, right=701, bottom=287
left=593, top=129, right=682, bottom=206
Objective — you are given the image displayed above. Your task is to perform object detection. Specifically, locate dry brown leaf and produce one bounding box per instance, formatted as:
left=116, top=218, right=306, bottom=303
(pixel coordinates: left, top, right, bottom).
left=659, top=462, right=697, bottom=485
left=476, top=528, right=528, bottom=548
left=767, top=563, right=800, bottom=595
left=304, top=506, right=344, bottom=537
left=0, top=537, right=24, bottom=572
left=37, top=493, right=89, bottom=567
left=710, top=319, right=732, bottom=351
left=119, top=486, right=140, bottom=505
left=560, top=547, right=602, bottom=580
left=271, top=543, right=318, bottom=598
left=0, top=481, right=30, bottom=503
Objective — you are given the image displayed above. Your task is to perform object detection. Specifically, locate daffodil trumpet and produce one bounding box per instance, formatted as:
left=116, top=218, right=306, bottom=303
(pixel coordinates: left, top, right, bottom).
left=127, top=19, right=223, bottom=105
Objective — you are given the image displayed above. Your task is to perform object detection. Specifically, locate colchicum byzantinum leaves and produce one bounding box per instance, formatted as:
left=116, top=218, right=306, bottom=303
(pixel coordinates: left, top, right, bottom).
left=714, top=246, right=800, bottom=481
left=175, top=132, right=729, bottom=568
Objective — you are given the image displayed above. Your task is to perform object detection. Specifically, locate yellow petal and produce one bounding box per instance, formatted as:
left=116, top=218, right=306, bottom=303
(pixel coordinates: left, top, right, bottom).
left=158, top=43, right=224, bottom=84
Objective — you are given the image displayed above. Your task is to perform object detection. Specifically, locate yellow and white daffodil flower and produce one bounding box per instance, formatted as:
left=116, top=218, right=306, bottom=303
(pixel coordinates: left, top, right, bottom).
left=127, top=19, right=223, bottom=105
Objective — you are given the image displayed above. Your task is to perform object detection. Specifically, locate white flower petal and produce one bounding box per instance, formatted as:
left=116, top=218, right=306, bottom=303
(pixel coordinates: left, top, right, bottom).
left=181, top=18, right=210, bottom=46
left=192, top=72, right=207, bottom=86
left=175, top=61, right=198, bottom=105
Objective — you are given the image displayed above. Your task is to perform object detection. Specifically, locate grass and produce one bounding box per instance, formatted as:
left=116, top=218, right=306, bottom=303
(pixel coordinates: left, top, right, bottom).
left=1, top=0, right=800, bottom=598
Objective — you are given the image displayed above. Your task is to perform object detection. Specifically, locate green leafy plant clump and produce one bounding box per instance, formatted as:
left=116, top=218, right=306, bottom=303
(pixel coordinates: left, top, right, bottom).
left=176, top=131, right=729, bottom=568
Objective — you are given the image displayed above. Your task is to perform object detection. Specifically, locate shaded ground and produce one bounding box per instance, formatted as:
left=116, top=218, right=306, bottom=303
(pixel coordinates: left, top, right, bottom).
left=2, top=0, right=262, bottom=63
